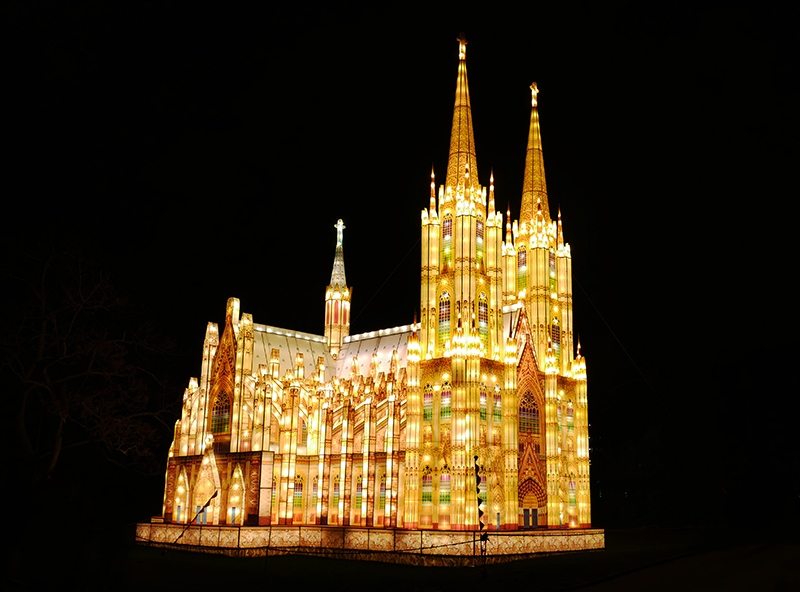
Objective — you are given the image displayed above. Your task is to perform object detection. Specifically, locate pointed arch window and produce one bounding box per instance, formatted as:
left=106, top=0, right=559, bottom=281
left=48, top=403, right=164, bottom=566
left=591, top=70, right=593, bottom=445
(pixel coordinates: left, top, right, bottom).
left=440, top=381, right=452, bottom=421
left=333, top=475, right=340, bottom=508
left=312, top=475, right=319, bottom=510
left=439, top=472, right=451, bottom=505
left=519, top=390, right=539, bottom=435
left=442, top=215, right=453, bottom=271
left=478, top=294, right=488, bottom=349
left=301, top=419, right=308, bottom=446
left=379, top=474, right=386, bottom=510
left=517, top=248, right=528, bottom=295
left=423, top=384, right=434, bottom=423
left=421, top=469, right=433, bottom=505
left=493, top=388, right=502, bottom=423
left=438, top=292, right=451, bottom=348
left=480, top=383, right=488, bottom=422
left=211, top=391, right=231, bottom=434
left=355, top=474, right=363, bottom=510
left=293, top=474, right=304, bottom=508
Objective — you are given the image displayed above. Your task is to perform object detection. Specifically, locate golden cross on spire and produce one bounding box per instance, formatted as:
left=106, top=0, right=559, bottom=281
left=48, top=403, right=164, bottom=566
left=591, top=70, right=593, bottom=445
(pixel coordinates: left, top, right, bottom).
left=335, top=219, right=345, bottom=246
left=531, top=82, right=539, bottom=107
left=457, top=32, right=467, bottom=60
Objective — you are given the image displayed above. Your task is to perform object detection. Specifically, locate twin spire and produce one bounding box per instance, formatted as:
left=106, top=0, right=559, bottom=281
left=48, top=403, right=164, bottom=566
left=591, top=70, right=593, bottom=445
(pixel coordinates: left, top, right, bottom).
left=443, top=35, right=550, bottom=223
left=445, top=33, right=480, bottom=193
left=520, top=81, right=550, bottom=224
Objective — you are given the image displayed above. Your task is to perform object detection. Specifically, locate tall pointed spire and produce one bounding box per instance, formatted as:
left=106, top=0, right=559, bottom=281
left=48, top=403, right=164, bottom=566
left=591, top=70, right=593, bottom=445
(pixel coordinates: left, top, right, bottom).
left=330, top=219, right=347, bottom=287
left=445, top=33, right=479, bottom=193
left=520, top=82, right=550, bottom=225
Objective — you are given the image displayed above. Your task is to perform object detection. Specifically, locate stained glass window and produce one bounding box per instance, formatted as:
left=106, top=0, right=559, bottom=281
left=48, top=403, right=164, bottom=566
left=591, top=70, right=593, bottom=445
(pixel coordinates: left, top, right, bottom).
left=493, top=390, right=502, bottom=423
left=567, top=404, right=574, bottom=434
left=519, top=391, right=539, bottom=434
left=379, top=474, right=386, bottom=510
left=333, top=475, right=340, bottom=507
left=480, top=383, right=488, bottom=422
left=438, top=292, right=451, bottom=347
left=211, top=391, right=231, bottom=434
left=424, top=384, right=434, bottom=423
left=518, top=248, right=527, bottom=293
left=439, top=473, right=451, bottom=505
left=293, top=475, right=303, bottom=508
left=355, top=476, right=363, bottom=508
left=422, top=473, right=432, bottom=504
left=312, top=476, right=318, bottom=509
left=442, top=215, right=453, bottom=270
left=440, top=382, right=451, bottom=421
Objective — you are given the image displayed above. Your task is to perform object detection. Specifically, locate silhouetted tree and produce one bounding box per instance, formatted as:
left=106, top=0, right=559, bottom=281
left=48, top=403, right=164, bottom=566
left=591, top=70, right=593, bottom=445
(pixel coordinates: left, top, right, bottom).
left=3, top=243, right=179, bottom=485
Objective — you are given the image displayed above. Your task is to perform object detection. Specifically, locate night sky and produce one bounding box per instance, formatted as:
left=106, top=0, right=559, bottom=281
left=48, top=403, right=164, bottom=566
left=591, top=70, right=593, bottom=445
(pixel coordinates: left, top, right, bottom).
left=6, top=2, right=798, bottom=525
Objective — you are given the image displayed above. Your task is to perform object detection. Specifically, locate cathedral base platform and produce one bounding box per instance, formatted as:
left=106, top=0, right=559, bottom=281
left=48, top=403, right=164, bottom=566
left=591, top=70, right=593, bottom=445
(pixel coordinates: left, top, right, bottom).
left=135, top=522, right=605, bottom=566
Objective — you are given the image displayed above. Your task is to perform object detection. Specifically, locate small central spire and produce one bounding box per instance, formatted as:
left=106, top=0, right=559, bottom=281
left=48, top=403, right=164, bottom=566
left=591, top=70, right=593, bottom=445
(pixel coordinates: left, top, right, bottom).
left=330, top=219, right=347, bottom=287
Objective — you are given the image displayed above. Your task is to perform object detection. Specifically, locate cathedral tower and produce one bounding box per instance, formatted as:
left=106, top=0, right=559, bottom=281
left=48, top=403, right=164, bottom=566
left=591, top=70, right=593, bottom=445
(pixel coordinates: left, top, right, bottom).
left=412, top=34, right=518, bottom=531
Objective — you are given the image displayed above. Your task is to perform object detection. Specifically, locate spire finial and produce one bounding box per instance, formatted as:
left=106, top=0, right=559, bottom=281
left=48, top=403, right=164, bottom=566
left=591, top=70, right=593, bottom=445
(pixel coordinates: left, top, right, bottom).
left=335, top=219, right=345, bottom=247
left=457, top=32, right=467, bottom=60
left=530, top=82, right=539, bottom=107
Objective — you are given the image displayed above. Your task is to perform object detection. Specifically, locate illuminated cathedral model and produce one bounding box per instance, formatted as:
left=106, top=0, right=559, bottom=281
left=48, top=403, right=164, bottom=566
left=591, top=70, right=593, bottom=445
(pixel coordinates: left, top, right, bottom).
left=160, top=36, right=591, bottom=533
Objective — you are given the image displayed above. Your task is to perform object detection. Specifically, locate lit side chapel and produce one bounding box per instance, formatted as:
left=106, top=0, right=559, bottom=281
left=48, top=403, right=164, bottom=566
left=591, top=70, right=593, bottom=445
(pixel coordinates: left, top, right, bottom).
left=161, top=36, right=591, bottom=532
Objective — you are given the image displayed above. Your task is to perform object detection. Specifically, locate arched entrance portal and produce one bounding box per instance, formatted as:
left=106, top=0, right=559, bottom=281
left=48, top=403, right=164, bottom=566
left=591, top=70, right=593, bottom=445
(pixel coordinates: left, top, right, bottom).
left=518, top=477, right=546, bottom=528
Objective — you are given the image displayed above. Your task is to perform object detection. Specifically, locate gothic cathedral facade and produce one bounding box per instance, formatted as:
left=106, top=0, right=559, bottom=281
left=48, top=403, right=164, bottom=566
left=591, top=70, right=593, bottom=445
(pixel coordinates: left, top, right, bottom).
left=160, top=36, right=591, bottom=533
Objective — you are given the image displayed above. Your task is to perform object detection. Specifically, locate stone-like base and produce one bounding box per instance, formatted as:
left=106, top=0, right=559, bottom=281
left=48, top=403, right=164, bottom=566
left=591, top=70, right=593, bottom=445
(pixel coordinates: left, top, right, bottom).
left=135, top=522, right=604, bottom=567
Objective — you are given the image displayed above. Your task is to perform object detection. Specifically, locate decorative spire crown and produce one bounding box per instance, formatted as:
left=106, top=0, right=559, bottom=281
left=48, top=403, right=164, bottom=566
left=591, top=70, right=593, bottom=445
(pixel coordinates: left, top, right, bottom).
left=445, top=33, right=479, bottom=194
left=330, top=219, right=347, bottom=287
left=520, top=81, right=550, bottom=224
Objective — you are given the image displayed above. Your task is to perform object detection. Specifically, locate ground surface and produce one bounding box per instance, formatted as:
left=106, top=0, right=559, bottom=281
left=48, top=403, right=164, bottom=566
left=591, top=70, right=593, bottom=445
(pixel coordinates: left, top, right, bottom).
left=8, top=526, right=799, bottom=591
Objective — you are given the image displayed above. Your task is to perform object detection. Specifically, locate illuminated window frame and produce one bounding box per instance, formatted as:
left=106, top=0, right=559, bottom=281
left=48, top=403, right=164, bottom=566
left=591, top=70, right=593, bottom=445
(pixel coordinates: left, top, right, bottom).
left=210, top=391, right=231, bottom=434
left=517, top=248, right=527, bottom=293
left=440, top=381, right=451, bottom=421
left=478, top=294, right=488, bottom=350
left=442, top=215, right=453, bottom=271
left=438, top=292, right=451, bottom=348
left=424, top=384, right=434, bottom=423
left=293, top=475, right=303, bottom=508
